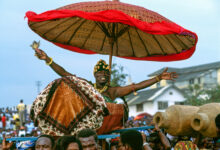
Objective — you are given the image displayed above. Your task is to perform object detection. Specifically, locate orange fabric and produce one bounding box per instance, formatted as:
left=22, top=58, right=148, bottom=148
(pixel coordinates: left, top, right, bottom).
left=44, top=81, right=85, bottom=128
left=97, top=103, right=124, bottom=134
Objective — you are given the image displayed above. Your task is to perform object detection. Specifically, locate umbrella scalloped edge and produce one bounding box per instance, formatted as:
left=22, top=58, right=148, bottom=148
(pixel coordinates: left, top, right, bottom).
left=25, top=8, right=198, bottom=62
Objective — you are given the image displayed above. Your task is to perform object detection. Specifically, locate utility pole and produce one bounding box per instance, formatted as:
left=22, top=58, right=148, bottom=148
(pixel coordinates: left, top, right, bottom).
left=36, top=81, right=42, bottom=94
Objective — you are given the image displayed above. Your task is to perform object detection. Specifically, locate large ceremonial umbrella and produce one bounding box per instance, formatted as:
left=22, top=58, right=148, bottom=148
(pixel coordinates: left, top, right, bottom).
left=26, top=0, right=198, bottom=70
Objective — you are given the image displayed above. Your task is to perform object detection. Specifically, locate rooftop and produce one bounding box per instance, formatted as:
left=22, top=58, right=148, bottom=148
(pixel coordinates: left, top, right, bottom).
left=148, top=61, right=220, bottom=77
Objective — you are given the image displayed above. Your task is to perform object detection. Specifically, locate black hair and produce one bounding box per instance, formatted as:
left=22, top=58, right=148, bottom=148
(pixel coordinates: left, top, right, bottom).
left=120, top=130, right=143, bottom=150
left=37, top=134, right=55, bottom=147
left=215, top=114, right=220, bottom=129
left=55, top=136, right=82, bottom=150
left=77, top=128, right=98, bottom=143
left=20, top=99, right=23, bottom=103
left=148, top=132, right=160, bottom=142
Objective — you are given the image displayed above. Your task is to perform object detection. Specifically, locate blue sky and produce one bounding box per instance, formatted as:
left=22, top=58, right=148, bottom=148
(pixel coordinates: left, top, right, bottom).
left=0, top=0, right=219, bottom=107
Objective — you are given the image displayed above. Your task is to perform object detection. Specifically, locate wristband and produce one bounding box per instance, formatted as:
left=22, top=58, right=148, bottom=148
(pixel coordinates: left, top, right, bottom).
left=46, top=57, right=53, bottom=65
left=155, top=76, right=160, bottom=82
left=143, top=142, right=149, bottom=146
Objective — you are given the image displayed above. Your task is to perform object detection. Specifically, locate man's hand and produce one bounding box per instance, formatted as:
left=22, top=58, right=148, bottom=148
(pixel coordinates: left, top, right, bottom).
left=160, top=67, right=178, bottom=81
left=154, top=124, right=160, bottom=132
left=34, top=48, right=47, bottom=60
left=2, top=138, right=13, bottom=150
left=141, top=132, right=147, bottom=143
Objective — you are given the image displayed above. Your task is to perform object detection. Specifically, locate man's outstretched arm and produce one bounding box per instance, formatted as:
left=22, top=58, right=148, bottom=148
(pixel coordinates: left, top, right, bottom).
left=35, top=48, right=73, bottom=77
left=114, top=68, right=178, bottom=99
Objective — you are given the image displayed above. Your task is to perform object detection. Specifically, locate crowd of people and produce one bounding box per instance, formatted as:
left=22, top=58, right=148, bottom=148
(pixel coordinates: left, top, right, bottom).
left=1, top=103, right=220, bottom=150
left=0, top=102, right=41, bottom=144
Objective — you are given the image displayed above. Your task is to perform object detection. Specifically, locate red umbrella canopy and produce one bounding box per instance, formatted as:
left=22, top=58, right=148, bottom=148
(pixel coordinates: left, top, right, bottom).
left=26, top=1, right=198, bottom=62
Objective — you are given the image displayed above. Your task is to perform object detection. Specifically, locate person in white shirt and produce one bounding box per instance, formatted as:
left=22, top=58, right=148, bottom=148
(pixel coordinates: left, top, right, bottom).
left=18, top=126, right=26, bottom=137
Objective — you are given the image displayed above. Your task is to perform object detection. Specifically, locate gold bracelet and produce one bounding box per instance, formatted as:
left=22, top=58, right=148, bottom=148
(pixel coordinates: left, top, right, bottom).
left=46, top=57, right=53, bottom=65
left=155, top=76, right=160, bottom=82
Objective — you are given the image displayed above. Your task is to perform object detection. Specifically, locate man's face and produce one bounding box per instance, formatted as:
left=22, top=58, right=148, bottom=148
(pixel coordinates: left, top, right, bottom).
left=94, top=71, right=110, bottom=85
left=35, top=137, right=52, bottom=150
left=79, top=136, right=98, bottom=150
left=67, top=142, right=80, bottom=150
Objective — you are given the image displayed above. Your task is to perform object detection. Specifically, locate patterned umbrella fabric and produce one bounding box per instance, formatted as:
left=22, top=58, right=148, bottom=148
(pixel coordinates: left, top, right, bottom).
left=26, top=0, right=198, bottom=62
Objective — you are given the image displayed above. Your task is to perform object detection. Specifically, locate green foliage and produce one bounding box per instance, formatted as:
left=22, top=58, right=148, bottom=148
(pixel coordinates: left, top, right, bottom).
left=185, top=84, right=220, bottom=106
left=110, top=63, right=128, bottom=87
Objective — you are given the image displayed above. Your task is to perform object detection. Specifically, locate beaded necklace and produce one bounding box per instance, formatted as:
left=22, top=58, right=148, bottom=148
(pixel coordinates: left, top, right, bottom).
left=94, top=83, right=108, bottom=93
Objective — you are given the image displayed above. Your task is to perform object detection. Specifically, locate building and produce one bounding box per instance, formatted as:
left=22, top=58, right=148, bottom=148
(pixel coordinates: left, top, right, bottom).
left=148, top=61, right=220, bottom=91
left=126, top=85, right=185, bottom=116
left=125, top=61, right=220, bottom=117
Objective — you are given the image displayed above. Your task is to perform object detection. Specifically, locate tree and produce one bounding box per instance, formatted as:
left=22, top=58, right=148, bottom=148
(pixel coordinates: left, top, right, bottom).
left=110, top=63, right=128, bottom=87
left=185, top=84, right=220, bottom=106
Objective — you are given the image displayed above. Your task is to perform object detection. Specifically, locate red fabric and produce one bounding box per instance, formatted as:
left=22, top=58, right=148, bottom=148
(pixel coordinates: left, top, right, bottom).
left=25, top=9, right=198, bottom=62
left=2, top=116, right=6, bottom=127
left=97, top=103, right=124, bottom=134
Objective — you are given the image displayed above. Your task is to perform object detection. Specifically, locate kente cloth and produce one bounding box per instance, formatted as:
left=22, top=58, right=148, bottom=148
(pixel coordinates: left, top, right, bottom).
left=174, top=141, right=199, bottom=150
left=30, top=75, right=108, bottom=136
left=97, top=102, right=125, bottom=134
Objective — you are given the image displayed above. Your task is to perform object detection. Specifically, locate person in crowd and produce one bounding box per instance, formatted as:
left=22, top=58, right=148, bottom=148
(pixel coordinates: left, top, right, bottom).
left=148, top=124, right=171, bottom=150
left=14, top=118, right=20, bottom=131
left=26, top=120, right=35, bottom=136
left=174, top=140, right=199, bottom=150
left=17, top=99, right=26, bottom=126
left=199, top=137, right=214, bottom=150
left=55, top=135, right=83, bottom=150
left=1, top=114, right=6, bottom=130
left=110, top=137, right=119, bottom=150
left=214, top=114, right=220, bottom=150
left=215, top=114, right=220, bottom=137
left=77, top=128, right=99, bottom=150
left=119, top=129, right=152, bottom=150
left=35, top=134, right=55, bottom=150
left=141, top=132, right=152, bottom=150
left=18, top=126, right=26, bottom=137
left=1, top=137, right=15, bottom=150
left=0, top=114, right=2, bottom=129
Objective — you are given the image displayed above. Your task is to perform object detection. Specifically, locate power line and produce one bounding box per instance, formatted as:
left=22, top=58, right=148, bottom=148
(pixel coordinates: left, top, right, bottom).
left=35, top=81, right=42, bottom=94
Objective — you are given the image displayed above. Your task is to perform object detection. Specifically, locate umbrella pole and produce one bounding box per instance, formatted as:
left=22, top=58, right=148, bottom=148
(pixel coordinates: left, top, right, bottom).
left=108, top=38, right=114, bottom=83
left=109, top=42, right=114, bottom=71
